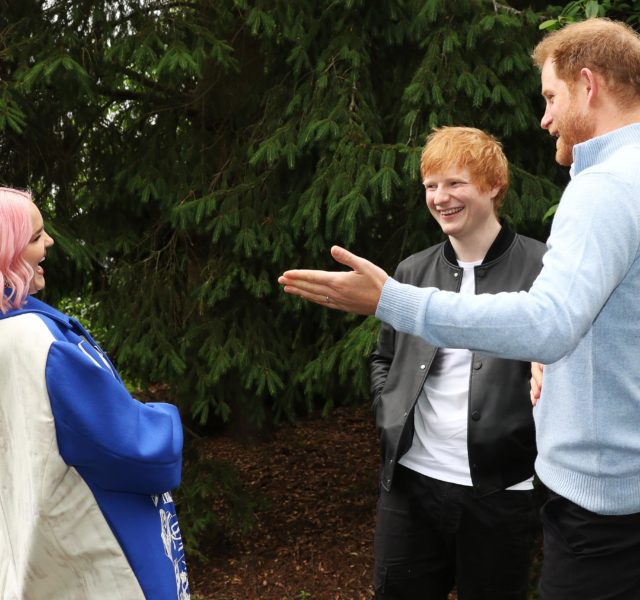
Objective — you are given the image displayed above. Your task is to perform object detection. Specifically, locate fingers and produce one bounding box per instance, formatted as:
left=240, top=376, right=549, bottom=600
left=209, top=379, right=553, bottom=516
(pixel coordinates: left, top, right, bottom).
left=278, top=271, right=335, bottom=304
left=279, top=281, right=335, bottom=307
left=530, top=362, right=543, bottom=390
left=277, top=270, right=337, bottom=307
left=530, top=377, right=541, bottom=406
left=278, top=269, right=334, bottom=284
left=330, top=245, right=363, bottom=270
left=529, top=362, right=544, bottom=406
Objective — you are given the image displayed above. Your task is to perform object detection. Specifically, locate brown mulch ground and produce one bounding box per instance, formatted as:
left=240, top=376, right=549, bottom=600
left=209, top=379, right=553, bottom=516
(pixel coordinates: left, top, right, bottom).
left=186, top=402, right=540, bottom=600
left=188, top=403, right=381, bottom=600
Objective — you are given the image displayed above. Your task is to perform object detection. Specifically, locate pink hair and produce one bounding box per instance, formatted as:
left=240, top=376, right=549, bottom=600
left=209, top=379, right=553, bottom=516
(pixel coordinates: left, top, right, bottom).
left=0, top=187, right=35, bottom=313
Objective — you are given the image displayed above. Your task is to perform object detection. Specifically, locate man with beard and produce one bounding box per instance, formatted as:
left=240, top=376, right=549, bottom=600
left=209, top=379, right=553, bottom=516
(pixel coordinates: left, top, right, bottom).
left=279, top=18, right=640, bottom=600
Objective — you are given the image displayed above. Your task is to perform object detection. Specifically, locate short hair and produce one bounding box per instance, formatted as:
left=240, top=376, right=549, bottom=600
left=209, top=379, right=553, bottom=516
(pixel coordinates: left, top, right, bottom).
left=0, top=187, right=35, bottom=313
left=532, top=18, right=640, bottom=107
left=420, top=126, right=509, bottom=212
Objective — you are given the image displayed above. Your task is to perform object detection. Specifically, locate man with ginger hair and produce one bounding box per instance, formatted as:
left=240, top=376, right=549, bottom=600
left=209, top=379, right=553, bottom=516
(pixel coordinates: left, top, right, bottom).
left=279, top=18, right=640, bottom=599
left=371, top=127, right=544, bottom=599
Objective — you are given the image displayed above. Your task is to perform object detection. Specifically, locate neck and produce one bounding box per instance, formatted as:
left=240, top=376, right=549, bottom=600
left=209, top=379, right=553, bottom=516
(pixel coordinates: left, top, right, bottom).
left=449, top=217, right=502, bottom=262
left=592, top=101, right=640, bottom=137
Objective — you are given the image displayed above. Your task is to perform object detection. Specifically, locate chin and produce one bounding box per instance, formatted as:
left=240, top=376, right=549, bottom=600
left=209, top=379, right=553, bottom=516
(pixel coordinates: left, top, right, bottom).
left=28, top=280, right=45, bottom=295
left=555, top=146, right=573, bottom=167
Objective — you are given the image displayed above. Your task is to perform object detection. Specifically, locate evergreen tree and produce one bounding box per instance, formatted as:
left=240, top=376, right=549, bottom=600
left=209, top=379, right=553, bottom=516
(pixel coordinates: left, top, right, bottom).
left=0, top=0, right=606, bottom=432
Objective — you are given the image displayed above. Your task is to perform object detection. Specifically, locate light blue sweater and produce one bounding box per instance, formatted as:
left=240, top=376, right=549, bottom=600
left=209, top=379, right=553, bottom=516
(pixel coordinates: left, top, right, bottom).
left=377, top=124, right=640, bottom=515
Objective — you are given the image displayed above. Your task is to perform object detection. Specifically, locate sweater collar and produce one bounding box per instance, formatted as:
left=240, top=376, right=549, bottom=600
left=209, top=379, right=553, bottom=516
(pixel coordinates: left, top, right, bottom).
left=573, top=123, right=640, bottom=177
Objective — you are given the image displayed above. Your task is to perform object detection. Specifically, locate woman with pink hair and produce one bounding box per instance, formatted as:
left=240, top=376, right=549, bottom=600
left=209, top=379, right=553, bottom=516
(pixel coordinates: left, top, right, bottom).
left=0, top=188, right=190, bottom=600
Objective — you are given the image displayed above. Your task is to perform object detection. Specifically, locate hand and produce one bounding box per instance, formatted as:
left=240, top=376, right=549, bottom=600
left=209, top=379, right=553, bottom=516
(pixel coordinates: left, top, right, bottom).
left=278, top=245, right=389, bottom=315
left=530, top=362, right=544, bottom=406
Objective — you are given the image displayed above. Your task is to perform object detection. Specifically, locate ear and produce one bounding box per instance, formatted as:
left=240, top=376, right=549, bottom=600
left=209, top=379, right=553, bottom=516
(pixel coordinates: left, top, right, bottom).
left=580, top=67, right=598, bottom=105
left=488, top=186, right=502, bottom=214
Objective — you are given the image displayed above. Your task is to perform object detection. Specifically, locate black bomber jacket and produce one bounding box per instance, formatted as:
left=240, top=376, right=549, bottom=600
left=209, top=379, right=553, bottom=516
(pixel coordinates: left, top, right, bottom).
left=370, top=225, right=547, bottom=496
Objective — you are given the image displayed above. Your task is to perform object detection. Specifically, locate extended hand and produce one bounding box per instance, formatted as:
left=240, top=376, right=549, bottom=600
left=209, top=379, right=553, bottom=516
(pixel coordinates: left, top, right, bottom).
left=278, top=246, right=389, bottom=315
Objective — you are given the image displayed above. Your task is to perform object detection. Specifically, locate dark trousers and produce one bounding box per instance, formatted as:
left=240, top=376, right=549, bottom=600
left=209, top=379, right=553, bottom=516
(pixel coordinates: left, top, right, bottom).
left=373, top=465, right=537, bottom=600
left=539, top=491, right=640, bottom=600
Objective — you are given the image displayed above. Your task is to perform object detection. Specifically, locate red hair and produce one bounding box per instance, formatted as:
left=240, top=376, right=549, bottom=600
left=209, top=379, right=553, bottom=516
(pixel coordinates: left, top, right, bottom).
left=532, top=18, right=640, bottom=107
left=420, top=127, right=509, bottom=212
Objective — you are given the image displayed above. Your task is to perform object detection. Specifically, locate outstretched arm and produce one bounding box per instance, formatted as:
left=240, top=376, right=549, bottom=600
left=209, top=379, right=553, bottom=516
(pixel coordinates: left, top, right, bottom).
left=278, top=245, right=389, bottom=315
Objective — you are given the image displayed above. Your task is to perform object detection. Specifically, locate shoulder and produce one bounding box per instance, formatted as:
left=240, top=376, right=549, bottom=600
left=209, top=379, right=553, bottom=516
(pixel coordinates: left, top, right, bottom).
left=575, top=143, right=640, bottom=197
left=485, top=234, right=546, bottom=281
left=513, top=233, right=547, bottom=254
left=0, top=314, right=56, bottom=389
left=0, top=312, right=56, bottom=347
left=396, top=242, right=446, bottom=273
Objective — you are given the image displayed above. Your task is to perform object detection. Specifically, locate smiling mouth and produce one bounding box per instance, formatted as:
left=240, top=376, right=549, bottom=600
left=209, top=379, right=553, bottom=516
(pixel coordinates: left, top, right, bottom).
left=440, top=207, right=463, bottom=216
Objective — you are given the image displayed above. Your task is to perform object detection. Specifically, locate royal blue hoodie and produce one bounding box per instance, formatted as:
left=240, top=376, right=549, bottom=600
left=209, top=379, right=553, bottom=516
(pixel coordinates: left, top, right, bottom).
left=0, top=295, right=190, bottom=599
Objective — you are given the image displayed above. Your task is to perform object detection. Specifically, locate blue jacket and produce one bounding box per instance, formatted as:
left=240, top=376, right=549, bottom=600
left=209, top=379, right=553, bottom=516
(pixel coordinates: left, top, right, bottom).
left=0, top=295, right=190, bottom=598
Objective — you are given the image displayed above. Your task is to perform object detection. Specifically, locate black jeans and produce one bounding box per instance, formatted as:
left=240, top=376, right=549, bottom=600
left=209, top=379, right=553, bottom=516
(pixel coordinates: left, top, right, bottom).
left=374, top=465, right=537, bottom=600
left=539, top=491, right=640, bottom=600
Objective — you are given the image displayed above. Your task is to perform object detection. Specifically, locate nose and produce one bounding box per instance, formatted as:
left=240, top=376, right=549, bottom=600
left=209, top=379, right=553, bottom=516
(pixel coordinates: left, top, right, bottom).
left=434, top=185, right=449, bottom=204
left=540, top=106, right=552, bottom=130
left=45, top=232, right=54, bottom=247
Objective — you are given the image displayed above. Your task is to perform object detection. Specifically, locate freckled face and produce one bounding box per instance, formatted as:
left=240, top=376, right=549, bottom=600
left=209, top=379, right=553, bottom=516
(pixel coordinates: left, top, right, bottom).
left=22, top=202, right=54, bottom=294
left=424, top=166, right=498, bottom=242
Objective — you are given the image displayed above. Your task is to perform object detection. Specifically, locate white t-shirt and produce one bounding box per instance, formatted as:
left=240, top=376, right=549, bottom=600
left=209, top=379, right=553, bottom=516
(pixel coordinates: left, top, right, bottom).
left=399, top=259, right=533, bottom=491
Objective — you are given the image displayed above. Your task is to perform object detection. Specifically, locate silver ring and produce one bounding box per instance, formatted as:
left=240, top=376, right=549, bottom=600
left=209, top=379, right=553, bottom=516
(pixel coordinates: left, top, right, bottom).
left=325, top=295, right=331, bottom=303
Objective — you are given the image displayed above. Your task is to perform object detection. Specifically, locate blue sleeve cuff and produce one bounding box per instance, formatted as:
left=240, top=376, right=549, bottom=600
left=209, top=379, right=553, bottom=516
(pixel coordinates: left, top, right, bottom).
left=375, top=277, right=432, bottom=338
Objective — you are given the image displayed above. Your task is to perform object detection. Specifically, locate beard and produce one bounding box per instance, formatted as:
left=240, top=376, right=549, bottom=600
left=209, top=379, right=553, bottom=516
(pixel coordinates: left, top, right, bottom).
left=554, top=106, right=595, bottom=166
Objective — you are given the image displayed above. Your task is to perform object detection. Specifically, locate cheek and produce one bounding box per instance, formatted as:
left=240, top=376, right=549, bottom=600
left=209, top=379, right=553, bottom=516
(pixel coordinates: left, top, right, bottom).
left=26, top=249, right=38, bottom=265
left=425, top=194, right=436, bottom=210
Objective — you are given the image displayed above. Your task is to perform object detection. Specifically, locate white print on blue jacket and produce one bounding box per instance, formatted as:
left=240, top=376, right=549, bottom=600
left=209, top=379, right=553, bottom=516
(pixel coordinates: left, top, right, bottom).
left=0, top=295, right=190, bottom=599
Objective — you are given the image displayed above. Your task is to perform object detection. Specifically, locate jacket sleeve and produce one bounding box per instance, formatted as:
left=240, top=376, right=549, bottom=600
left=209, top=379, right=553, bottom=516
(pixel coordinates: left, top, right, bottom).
left=370, top=262, right=406, bottom=413
left=369, top=322, right=395, bottom=414
left=45, top=340, right=183, bottom=494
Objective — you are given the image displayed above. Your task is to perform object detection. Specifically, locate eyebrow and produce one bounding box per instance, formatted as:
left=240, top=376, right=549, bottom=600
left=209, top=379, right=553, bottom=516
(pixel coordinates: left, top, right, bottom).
left=423, top=177, right=469, bottom=184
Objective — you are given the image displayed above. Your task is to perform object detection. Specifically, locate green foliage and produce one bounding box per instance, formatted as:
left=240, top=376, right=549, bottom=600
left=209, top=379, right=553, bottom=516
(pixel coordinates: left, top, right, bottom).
left=0, top=0, right=604, bottom=435
left=56, top=295, right=108, bottom=347
left=174, top=440, right=260, bottom=560
left=5, top=0, right=640, bottom=558
left=539, top=0, right=639, bottom=30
